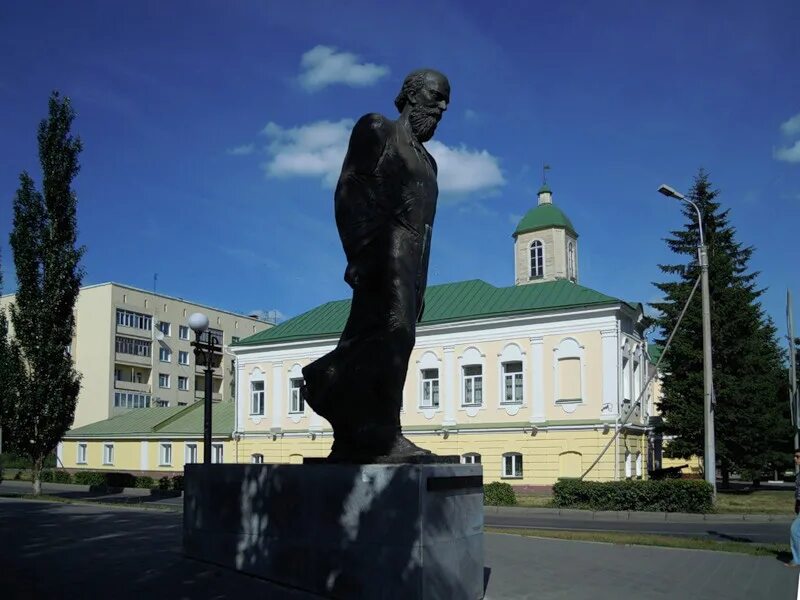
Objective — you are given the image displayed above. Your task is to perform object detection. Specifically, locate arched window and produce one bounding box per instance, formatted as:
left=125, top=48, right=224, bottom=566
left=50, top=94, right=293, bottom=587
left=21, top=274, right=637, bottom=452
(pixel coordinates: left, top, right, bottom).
left=529, top=240, right=544, bottom=278
left=567, top=241, right=575, bottom=280
left=251, top=453, right=264, bottom=464
left=461, top=452, right=481, bottom=464
left=502, top=452, right=523, bottom=478
left=624, top=451, right=632, bottom=478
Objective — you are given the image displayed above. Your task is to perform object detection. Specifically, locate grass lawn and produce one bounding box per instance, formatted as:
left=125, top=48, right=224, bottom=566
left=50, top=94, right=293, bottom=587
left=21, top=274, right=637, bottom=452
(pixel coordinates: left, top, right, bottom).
left=486, top=527, right=790, bottom=558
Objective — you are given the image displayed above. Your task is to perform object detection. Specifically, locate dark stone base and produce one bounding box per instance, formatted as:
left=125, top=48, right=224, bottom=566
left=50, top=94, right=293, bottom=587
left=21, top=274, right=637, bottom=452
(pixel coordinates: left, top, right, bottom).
left=304, top=454, right=460, bottom=465
left=184, top=463, right=484, bottom=599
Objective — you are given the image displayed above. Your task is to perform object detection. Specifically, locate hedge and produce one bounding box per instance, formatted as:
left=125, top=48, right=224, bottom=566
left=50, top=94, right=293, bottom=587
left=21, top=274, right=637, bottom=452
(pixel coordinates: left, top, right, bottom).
left=39, top=470, right=73, bottom=484
left=552, top=479, right=714, bottom=513
left=484, top=481, right=517, bottom=506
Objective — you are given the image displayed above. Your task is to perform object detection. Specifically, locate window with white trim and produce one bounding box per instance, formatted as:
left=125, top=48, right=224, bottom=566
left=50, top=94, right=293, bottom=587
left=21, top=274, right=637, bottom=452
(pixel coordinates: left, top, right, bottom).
left=185, top=443, right=198, bottom=464
left=461, top=452, right=481, bottom=464
left=250, top=380, right=265, bottom=415
left=212, top=443, right=224, bottom=464
left=178, top=325, right=189, bottom=340
left=103, top=443, right=114, bottom=465
left=622, top=357, right=631, bottom=402
left=77, top=442, right=87, bottom=464
left=116, top=309, right=152, bottom=330
left=159, top=443, right=172, bottom=466
left=178, top=376, right=189, bottom=391
left=635, top=452, right=642, bottom=478
left=502, top=362, right=524, bottom=405
left=625, top=451, right=632, bottom=478
left=289, top=378, right=305, bottom=413
left=157, top=321, right=171, bottom=336
left=420, top=368, right=440, bottom=408
left=159, top=347, right=172, bottom=362
left=178, top=350, right=189, bottom=365
left=502, top=452, right=523, bottom=478
left=462, top=365, right=483, bottom=406
left=159, top=373, right=170, bottom=389
left=530, top=240, right=544, bottom=278
left=251, top=453, right=264, bottom=464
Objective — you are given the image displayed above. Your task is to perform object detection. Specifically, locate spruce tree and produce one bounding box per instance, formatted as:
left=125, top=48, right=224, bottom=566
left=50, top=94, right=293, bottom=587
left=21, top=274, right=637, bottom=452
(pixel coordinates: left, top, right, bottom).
left=7, top=92, right=84, bottom=494
left=651, top=169, right=789, bottom=485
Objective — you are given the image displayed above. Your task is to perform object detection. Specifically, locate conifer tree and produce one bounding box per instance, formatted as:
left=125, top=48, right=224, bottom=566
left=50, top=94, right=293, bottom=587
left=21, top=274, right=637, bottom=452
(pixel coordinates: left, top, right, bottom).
left=7, top=92, right=84, bottom=494
left=651, top=169, right=789, bottom=485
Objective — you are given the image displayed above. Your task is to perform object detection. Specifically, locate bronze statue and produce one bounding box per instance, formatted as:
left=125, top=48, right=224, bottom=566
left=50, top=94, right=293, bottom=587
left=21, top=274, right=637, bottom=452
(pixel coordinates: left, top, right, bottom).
left=301, top=69, right=450, bottom=463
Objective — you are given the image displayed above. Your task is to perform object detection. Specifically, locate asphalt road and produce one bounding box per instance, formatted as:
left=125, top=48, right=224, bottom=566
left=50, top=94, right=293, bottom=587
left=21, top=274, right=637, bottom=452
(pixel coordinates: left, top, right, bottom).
left=0, top=498, right=795, bottom=599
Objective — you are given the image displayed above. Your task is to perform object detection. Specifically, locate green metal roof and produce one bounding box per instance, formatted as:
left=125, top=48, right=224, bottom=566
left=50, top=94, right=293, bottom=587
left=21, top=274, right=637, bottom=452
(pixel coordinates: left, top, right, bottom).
left=236, top=279, right=629, bottom=347
left=64, top=401, right=235, bottom=438
left=514, top=203, right=577, bottom=237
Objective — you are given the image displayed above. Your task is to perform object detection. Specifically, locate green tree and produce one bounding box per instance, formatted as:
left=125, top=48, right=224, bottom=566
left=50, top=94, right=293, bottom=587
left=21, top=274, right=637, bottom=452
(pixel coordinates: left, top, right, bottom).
left=651, top=169, right=789, bottom=486
left=0, top=252, right=24, bottom=460
left=6, top=92, right=84, bottom=495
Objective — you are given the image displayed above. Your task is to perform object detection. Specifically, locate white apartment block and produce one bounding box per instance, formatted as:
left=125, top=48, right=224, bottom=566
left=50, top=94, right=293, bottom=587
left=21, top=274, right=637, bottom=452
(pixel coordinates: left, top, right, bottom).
left=1, top=282, right=272, bottom=428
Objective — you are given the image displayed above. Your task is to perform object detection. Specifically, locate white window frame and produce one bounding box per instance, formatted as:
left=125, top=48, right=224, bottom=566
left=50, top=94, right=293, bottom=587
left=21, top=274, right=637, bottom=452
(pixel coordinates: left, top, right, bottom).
left=159, top=347, right=172, bottom=363
left=529, top=239, right=545, bottom=279
left=77, top=442, right=88, bottom=464
left=159, top=442, right=173, bottom=466
left=289, top=377, right=305, bottom=414
left=461, top=452, right=481, bottom=464
left=158, top=373, right=170, bottom=389
left=102, top=442, right=114, bottom=465
left=158, top=321, right=171, bottom=336
left=178, top=350, right=189, bottom=365
left=178, top=325, right=189, bottom=340
left=420, top=368, right=440, bottom=409
left=625, top=451, right=632, bottom=478
left=212, top=443, right=224, bottom=464
left=502, top=452, right=523, bottom=478
left=251, top=453, right=264, bottom=464
left=501, top=361, right=524, bottom=405
left=250, top=380, right=265, bottom=415
left=635, top=452, right=642, bottom=478
left=185, top=443, right=198, bottom=464
left=178, top=376, right=189, bottom=391
left=461, top=364, right=483, bottom=407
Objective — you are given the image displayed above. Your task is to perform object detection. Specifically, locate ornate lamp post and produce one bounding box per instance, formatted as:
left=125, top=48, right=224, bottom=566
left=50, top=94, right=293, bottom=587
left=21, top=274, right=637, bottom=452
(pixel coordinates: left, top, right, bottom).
left=658, top=184, right=716, bottom=497
left=188, top=312, right=219, bottom=464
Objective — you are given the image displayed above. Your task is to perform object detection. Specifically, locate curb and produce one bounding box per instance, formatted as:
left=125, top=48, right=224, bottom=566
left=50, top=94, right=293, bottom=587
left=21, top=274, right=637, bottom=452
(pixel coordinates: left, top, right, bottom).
left=490, top=505, right=794, bottom=523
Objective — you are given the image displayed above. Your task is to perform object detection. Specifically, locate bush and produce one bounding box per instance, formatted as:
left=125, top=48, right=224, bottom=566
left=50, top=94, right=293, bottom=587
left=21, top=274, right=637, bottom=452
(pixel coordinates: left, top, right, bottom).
left=73, top=471, right=108, bottom=487
left=171, top=475, right=184, bottom=491
left=135, top=476, right=155, bottom=489
left=40, top=470, right=72, bottom=484
left=552, top=479, right=713, bottom=513
left=158, top=476, right=172, bottom=490
left=484, top=481, right=517, bottom=506
left=104, top=472, right=136, bottom=488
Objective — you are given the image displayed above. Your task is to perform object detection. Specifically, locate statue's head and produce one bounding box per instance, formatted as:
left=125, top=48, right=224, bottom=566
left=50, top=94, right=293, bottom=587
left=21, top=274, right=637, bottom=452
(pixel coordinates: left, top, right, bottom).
left=394, top=69, right=450, bottom=143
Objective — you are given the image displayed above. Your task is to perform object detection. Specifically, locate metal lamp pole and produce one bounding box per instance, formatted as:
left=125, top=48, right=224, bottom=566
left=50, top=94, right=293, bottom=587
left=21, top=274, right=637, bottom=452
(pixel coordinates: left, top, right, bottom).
left=659, top=184, right=716, bottom=496
left=188, top=312, right=218, bottom=465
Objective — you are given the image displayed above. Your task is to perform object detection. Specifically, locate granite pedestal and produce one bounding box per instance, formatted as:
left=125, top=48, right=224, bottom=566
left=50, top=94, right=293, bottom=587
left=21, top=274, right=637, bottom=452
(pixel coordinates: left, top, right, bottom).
left=183, top=463, right=484, bottom=599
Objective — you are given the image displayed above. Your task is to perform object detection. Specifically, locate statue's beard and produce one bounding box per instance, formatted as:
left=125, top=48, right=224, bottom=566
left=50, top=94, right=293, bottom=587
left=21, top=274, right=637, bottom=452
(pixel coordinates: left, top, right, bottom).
left=409, top=106, right=440, bottom=143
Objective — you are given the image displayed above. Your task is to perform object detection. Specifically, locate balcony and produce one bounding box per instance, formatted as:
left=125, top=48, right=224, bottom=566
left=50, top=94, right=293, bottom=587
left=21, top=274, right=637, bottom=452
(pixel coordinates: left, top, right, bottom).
left=114, top=380, right=151, bottom=394
left=115, top=352, right=151, bottom=367
left=195, top=391, right=223, bottom=402
left=116, top=324, right=153, bottom=340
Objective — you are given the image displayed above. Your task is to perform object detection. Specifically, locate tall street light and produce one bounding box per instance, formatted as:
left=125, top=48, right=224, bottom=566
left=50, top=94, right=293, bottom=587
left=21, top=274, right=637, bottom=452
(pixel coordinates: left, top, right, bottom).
left=658, top=184, right=716, bottom=496
left=188, top=312, right=219, bottom=465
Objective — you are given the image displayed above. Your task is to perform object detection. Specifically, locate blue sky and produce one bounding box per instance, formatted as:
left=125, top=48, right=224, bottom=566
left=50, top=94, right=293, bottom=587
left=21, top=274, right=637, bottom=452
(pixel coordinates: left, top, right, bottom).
left=1, top=1, right=798, bottom=345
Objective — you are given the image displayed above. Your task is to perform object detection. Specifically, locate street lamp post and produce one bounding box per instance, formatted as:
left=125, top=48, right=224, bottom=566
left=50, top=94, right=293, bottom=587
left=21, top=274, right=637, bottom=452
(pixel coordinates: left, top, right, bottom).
left=188, top=312, right=219, bottom=465
left=658, top=184, right=716, bottom=496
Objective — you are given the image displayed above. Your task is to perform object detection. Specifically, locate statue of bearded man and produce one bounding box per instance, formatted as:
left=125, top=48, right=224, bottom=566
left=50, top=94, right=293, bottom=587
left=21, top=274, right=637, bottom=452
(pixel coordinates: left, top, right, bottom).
left=301, top=69, right=451, bottom=463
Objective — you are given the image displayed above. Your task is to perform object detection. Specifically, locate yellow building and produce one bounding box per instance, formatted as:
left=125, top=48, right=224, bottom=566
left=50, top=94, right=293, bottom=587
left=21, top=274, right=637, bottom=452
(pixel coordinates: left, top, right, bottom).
left=0, top=282, right=272, bottom=428
left=231, top=186, right=657, bottom=486
left=59, top=401, right=234, bottom=475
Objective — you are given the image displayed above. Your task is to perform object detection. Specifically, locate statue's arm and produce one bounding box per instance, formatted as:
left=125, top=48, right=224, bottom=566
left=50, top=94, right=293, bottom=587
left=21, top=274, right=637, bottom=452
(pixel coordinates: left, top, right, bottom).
left=343, top=113, right=391, bottom=174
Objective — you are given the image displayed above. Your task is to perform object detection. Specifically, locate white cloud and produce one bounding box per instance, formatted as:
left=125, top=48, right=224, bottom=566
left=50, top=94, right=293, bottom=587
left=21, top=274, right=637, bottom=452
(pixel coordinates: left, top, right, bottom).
left=260, top=118, right=505, bottom=196
left=464, top=109, right=478, bottom=121
left=227, top=143, right=255, bottom=156
left=298, top=45, right=389, bottom=92
left=780, top=113, right=800, bottom=137
left=774, top=140, right=800, bottom=163
left=426, top=141, right=505, bottom=196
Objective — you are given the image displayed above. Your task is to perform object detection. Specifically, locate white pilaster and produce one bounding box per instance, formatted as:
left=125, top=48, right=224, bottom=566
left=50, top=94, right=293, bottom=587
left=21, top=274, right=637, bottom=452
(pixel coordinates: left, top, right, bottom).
left=140, top=441, right=149, bottom=470
left=601, top=328, right=619, bottom=419
left=443, top=346, right=456, bottom=426
left=530, top=336, right=545, bottom=423
left=271, top=361, right=283, bottom=430
left=237, top=364, right=247, bottom=434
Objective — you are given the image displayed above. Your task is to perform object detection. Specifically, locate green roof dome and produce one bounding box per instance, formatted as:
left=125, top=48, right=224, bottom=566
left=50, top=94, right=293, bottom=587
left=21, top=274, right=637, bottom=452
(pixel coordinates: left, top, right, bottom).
left=514, top=203, right=578, bottom=237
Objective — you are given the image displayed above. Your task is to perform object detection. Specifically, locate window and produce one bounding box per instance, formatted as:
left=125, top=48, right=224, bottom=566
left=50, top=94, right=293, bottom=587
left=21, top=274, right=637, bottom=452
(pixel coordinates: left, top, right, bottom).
left=77, top=443, right=87, bottom=464
left=115, top=336, right=151, bottom=357
left=567, top=241, right=576, bottom=280
left=462, top=365, right=483, bottom=406
left=250, top=380, right=265, bottom=415
left=622, top=357, right=631, bottom=402
left=114, top=391, right=151, bottom=408
left=461, top=452, right=481, bottom=464
left=289, top=378, right=305, bottom=413
left=635, top=452, right=643, bottom=478
left=159, top=347, right=172, bottom=362
left=159, top=373, right=170, bottom=389
left=157, top=321, right=171, bottom=336
left=212, top=443, right=224, bottom=464
left=502, top=362, right=524, bottom=404
left=420, top=368, right=440, bottom=408
left=251, top=453, right=264, bottom=464
left=530, top=240, right=544, bottom=278
left=185, top=443, right=198, bottom=464
left=502, top=452, right=523, bottom=478
left=179, top=325, right=189, bottom=340
left=116, top=309, right=152, bottom=331
left=625, top=451, right=632, bottom=478
left=178, top=350, right=189, bottom=365
left=155, top=399, right=169, bottom=407
left=198, top=328, right=223, bottom=346
left=159, top=443, right=172, bottom=466
left=103, top=443, right=114, bottom=465
left=114, top=369, right=121, bottom=381
left=178, top=376, right=189, bottom=391
left=231, top=336, right=240, bottom=344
